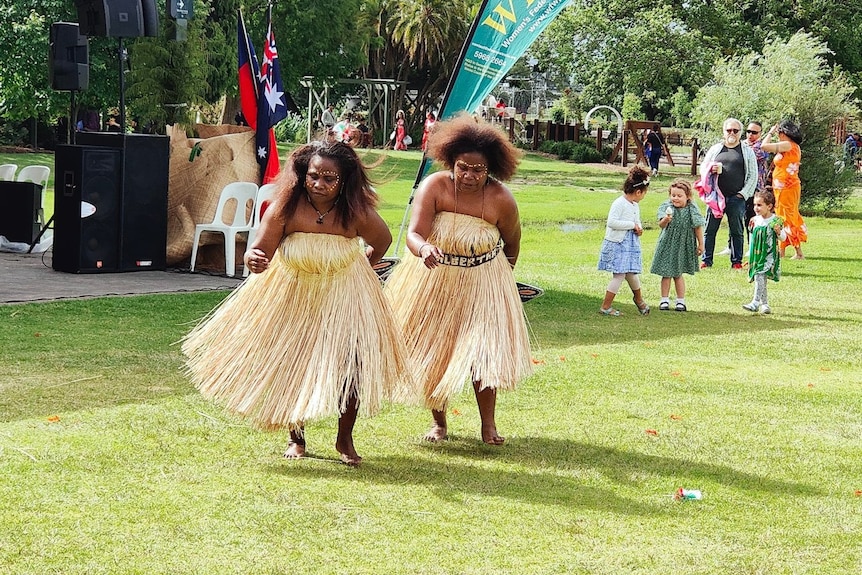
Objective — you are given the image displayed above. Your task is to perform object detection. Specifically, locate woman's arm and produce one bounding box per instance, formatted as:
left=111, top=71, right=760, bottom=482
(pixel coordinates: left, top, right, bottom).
left=245, top=201, right=287, bottom=273
left=406, top=174, right=443, bottom=268
left=494, top=186, right=522, bottom=268
left=356, top=210, right=392, bottom=265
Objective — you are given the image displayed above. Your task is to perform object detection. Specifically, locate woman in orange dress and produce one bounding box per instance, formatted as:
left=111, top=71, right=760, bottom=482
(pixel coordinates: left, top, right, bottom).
left=761, top=120, right=806, bottom=259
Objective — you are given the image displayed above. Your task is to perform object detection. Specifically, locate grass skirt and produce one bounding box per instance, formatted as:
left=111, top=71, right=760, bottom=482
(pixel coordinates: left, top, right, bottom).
left=182, top=233, right=417, bottom=430
left=384, top=212, right=533, bottom=410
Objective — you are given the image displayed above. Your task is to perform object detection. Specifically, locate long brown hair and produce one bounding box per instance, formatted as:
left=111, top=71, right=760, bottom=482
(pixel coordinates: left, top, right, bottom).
left=274, top=141, right=378, bottom=228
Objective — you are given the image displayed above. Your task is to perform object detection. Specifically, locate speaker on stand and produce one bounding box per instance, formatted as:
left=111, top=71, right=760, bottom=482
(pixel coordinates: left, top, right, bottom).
left=49, top=22, right=88, bottom=145
left=53, top=145, right=123, bottom=273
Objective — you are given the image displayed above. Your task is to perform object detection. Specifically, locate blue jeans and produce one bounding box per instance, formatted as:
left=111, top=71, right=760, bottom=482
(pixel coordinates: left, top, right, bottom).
left=702, top=195, right=746, bottom=266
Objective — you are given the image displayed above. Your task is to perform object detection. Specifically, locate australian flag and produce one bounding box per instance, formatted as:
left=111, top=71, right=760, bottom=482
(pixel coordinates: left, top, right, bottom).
left=255, top=6, right=287, bottom=183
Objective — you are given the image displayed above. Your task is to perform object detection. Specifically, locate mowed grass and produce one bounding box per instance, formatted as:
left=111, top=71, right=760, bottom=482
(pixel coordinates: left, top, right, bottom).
left=1, top=148, right=861, bottom=574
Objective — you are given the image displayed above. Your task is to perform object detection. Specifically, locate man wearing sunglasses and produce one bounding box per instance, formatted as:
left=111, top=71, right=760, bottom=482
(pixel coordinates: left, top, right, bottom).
left=699, top=117, right=758, bottom=269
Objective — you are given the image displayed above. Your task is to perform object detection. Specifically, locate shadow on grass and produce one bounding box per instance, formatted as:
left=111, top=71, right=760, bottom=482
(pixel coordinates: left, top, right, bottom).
left=265, top=435, right=819, bottom=514
left=525, top=288, right=806, bottom=348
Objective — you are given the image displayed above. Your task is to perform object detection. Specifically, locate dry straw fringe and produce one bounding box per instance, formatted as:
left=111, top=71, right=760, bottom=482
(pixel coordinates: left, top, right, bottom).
left=385, top=212, right=533, bottom=410
left=182, top=233, right=418, bottom=430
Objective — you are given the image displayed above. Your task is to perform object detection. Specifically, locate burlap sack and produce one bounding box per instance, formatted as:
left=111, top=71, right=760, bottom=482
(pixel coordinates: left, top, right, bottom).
left=167, top=124, right=261, bottom=272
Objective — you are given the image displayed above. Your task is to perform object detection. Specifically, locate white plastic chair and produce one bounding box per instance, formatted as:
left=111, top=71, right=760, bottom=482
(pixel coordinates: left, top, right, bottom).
left=17, top=165, right=51, bottom=226
left=190, top=181, right=258, bottom=277
left=243, top=183, right=278, bottom=277
left=0, top=164, right=17, bottom=181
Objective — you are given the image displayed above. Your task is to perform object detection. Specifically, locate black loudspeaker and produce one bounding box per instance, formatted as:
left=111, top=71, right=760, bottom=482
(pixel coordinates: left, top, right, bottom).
left=53, top=145, right=122, bottom=273
left=75, top=0, right=146, bottom=38
left=71, top=133, right=169, bottom=271
left=141, top=0, right=159, bottom=37
left=0, top=182, right=42, bottom=244
left=49, top=22, right=89, bottom=91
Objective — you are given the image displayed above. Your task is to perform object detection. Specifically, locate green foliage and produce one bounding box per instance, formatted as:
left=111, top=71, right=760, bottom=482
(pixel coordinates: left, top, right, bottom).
left=692, top=32, right=860, bottom=212
left=670, top=86, right=694, bottom=128
left=273, top=113, right=308, bottom=144
left=538, top=139, right=605, bottom=163
left=126, top=18, right=211, bottom=132
left=621, top=92, right=644, bottom=121
left=534, top=2, right=717, bottom=122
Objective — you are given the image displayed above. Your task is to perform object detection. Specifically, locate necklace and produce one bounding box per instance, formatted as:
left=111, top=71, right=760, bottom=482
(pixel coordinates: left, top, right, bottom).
left=306, top=193, right=338, bottom=224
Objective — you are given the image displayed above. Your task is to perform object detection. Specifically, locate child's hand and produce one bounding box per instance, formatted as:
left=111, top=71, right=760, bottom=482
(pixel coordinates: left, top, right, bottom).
left=696, top=244, right=704, bottom=256
left=773, top=224, right=782, bottom=234
left=634, top=224, right=643, bottom=236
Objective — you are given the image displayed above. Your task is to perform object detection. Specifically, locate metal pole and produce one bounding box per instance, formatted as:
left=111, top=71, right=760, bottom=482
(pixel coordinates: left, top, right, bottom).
left=118, top=37, right=126, bottom=132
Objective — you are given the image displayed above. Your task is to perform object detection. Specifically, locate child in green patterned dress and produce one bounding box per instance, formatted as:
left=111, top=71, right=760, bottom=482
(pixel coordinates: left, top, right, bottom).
left=743, top=190, right=786, bottom=315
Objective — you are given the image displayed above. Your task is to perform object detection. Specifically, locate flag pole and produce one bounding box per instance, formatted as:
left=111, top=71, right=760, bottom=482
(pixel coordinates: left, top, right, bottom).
left=392, top=0, right=491, bottom=256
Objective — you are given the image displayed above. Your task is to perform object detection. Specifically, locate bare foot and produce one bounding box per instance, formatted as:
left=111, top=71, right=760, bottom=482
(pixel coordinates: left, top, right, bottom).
left=791, top=254, right=804, bottom=260
left=335, top=438, right=362, bottom=467
left=423, top=424, right=448, bottom=442
left=481, top=425, right=505, bottom=445
left=284, top=440, right=306, bottom=459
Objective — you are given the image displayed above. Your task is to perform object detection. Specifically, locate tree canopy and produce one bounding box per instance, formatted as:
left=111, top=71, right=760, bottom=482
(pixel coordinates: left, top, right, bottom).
left=532, top=0, right=862, bottom=123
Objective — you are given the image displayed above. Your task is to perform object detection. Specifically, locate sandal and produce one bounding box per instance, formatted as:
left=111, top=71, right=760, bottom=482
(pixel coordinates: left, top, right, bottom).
left=633, top=298, right=650, bottom=316
left=599, top=307, right=621, bottom=316
left=659, top=301, right=670, bottom=311
left=675, top=302, right=687, bottom=312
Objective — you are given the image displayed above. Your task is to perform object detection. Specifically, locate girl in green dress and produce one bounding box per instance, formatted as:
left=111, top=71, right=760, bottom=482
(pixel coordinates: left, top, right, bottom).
left=743, top=190, right=786, bottom=315
left=651, top=179, right=705, bottom=312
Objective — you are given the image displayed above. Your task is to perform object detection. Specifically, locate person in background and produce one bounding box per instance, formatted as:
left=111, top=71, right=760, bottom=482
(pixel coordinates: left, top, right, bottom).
left=720, top=120, right=769, bottom=256
left=597, top=165, right=651, bottom=316
left=650, top=179, right=705, bottom=312
left=394, top=110, right=408, bottom=150
left=106, top=116, right=122, bottom=132
left=645, top=125, right=664, bottom=177
left=384, top=114, right=532, bottom=446
left=760, top=120, right=806, bottom=259
left=698, top=117, right=758, bottom=270
left=743, top=189, right=786, bottom=314
left=183, top=141, right=416, bottom=467
left=320, top=103, right=337, bottom=135
left=421, top=111, right=437, bottom=152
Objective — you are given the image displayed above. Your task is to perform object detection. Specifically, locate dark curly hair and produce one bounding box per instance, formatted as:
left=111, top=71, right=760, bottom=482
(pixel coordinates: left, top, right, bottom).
left=777, top=120, right=803, bottom=145
left=275, top=140, right=378, bottom=228
left=425, top=113, right=521, bottom=181
left=754, top=189, right=776, bottom=209
left=623, top=165, right=651, bottom=195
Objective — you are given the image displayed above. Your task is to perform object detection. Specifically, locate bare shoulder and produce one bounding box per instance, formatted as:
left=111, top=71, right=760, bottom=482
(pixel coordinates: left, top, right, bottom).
left=486, top=179, right=517, bottom=208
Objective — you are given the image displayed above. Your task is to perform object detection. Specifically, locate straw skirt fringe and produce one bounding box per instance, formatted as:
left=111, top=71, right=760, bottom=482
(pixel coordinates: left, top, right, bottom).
left=385, top=212, right=533, bottom=410
left=182, top=233, right=417, bottom=430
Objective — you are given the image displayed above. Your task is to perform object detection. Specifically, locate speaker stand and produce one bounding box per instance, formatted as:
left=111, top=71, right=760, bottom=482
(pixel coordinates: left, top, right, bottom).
left=28, top=215, right=54, bottom=254
left=118, top=37, right=127, bottom=132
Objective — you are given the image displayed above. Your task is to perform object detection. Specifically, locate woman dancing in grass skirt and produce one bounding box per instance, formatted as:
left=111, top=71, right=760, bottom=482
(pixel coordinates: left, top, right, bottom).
left=385, top=114, right=532, bottom=445
left=183, top=141, right=417, bottom=466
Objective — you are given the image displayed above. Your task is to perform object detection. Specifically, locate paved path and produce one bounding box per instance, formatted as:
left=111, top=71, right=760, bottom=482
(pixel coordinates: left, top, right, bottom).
left=0, top=251, right=241, bottom=305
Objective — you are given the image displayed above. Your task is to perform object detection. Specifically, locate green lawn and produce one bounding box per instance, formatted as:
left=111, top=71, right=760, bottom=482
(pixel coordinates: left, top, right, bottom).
left=1, top=149, right=861, bottom=574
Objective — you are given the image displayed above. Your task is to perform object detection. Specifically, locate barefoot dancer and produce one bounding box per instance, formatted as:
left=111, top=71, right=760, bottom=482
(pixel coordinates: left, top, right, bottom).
left=385, top=114, right=533, bottom=445
left=183, top=141, right=416, bottom=466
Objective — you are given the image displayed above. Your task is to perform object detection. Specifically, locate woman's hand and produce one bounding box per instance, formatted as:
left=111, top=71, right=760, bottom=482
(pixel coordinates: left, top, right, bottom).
left=418, top=242, right=441, bottom=269
left=244, top=248, right=270, bottom=274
